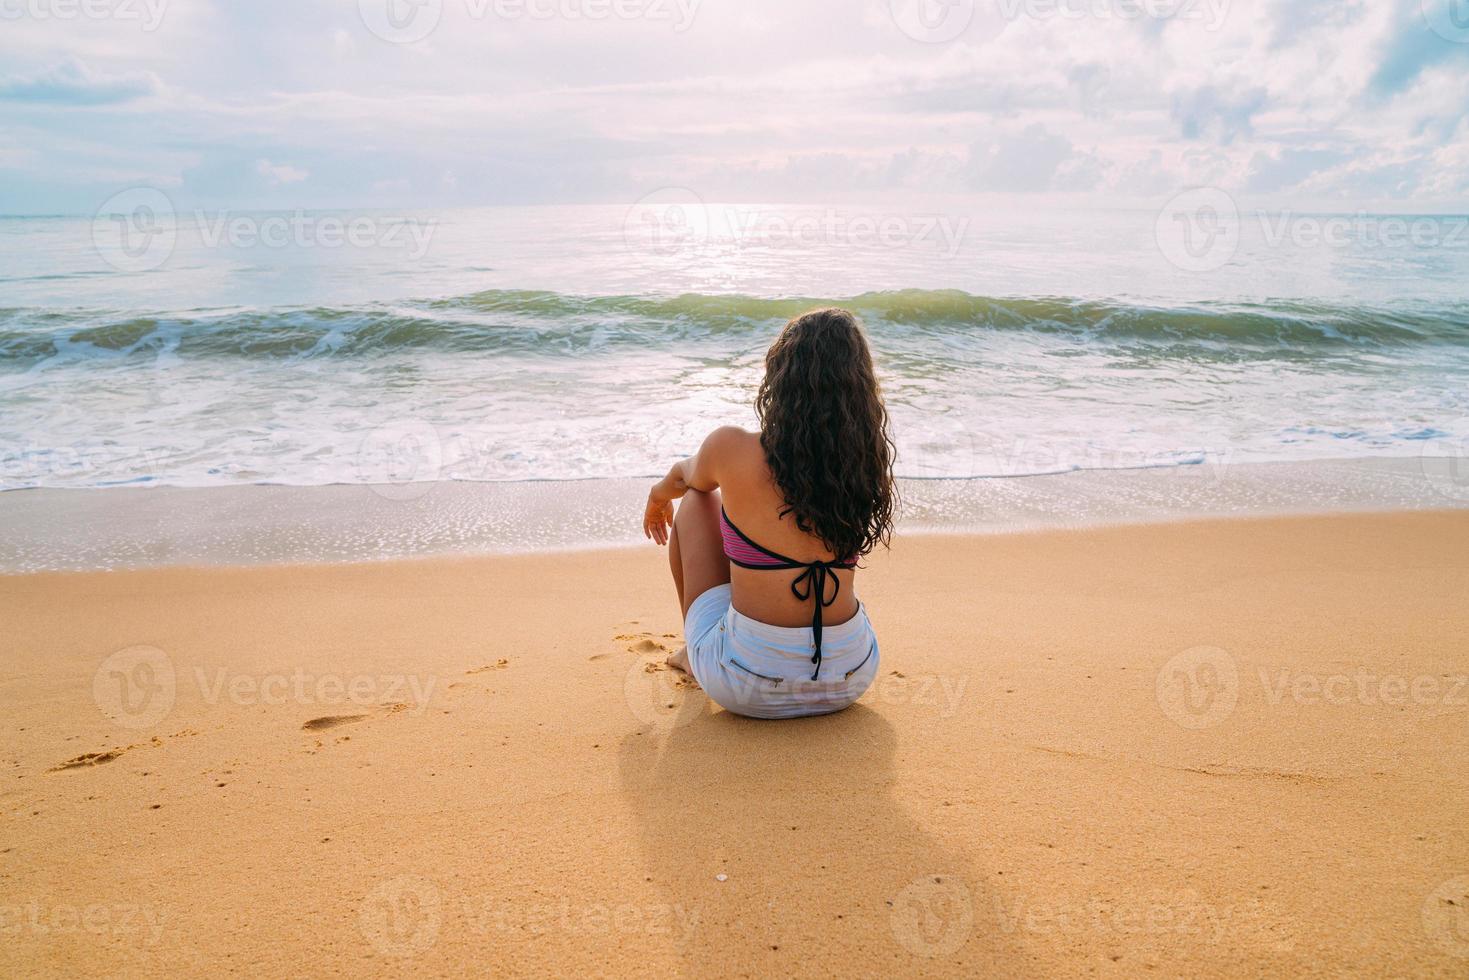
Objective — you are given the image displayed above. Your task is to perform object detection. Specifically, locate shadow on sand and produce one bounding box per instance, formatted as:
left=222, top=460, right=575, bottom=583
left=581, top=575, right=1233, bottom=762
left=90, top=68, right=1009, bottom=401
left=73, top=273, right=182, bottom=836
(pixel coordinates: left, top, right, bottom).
left=616, top=702, right=1024, bottom=975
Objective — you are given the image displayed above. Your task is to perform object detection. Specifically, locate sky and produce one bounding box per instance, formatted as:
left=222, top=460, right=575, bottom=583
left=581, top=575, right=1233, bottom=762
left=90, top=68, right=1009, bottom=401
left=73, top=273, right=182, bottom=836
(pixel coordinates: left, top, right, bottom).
left=1, top=0, right=1468, bottom=214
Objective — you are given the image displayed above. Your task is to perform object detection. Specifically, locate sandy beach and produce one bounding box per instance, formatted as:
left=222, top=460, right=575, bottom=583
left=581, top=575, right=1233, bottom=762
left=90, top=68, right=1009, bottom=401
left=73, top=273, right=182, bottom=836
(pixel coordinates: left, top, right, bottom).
left=3, top=510, right=1468, bottom=977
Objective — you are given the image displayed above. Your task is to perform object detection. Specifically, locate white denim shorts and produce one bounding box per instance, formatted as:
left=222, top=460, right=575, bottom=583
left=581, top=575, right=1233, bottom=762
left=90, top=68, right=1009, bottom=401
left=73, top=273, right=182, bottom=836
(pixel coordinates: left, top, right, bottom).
left=683, top=583, right=880, bottom=720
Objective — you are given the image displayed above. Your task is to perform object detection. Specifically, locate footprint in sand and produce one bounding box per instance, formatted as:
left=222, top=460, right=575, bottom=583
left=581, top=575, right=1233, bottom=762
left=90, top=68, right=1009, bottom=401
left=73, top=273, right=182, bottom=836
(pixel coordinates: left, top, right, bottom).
left=618, top=630, right=698, bottom=676
left=466, top=659, right=509, bottom=674
left=643, top=662, right=693, bottom=690
left=617, top=630, right=696, bottom=688
left=301, top=714, right=369, bottom=732
left=615, top=629, right=673, bottom=655
left=49, top=750, right=125, bottom=772
left=621, top=631, right=703, bottom=727
left=301, top=700, right=417, bottom=737
left=46, top=727, right=201, bottom=774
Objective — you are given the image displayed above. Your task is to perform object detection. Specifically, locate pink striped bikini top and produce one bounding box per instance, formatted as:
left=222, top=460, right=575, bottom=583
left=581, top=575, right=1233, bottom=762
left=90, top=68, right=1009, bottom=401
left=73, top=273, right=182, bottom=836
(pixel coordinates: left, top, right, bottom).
left=719, top=506, right=858, bottom=681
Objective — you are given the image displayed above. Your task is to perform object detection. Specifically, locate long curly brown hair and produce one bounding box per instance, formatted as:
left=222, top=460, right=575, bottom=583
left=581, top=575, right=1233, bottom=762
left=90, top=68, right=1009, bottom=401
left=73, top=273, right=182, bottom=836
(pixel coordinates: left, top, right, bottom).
left=755, top=308, right=896, bottom=561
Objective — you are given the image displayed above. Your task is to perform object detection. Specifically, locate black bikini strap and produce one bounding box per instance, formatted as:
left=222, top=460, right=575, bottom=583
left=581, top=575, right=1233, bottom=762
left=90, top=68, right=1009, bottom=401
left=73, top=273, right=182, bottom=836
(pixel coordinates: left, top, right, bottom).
left=789, top=561, right=843, bottom=681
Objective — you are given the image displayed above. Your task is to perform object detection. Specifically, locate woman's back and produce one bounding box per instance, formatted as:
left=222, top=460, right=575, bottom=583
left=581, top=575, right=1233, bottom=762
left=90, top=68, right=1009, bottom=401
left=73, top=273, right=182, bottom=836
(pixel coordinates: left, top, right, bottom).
left=715, top=428, right=860, bottom=630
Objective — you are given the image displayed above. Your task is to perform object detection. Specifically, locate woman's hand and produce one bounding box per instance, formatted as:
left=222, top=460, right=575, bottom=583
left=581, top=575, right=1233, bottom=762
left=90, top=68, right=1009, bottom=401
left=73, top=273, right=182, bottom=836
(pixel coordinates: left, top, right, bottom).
left=643, top=493, right=675, bottom=545
left=643, top=456, right=694, bottom=545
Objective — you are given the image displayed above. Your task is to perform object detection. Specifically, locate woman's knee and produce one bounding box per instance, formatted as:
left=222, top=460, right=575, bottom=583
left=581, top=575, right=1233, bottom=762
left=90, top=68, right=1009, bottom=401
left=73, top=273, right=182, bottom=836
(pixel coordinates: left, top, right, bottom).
left=675, top=487, right=721, bottom=525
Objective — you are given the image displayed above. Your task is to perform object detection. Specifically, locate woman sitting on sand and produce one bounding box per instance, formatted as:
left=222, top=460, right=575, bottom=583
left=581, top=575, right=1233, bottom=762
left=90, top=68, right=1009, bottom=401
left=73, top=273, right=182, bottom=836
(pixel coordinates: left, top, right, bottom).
left=642, top=307, right=895, bottom=719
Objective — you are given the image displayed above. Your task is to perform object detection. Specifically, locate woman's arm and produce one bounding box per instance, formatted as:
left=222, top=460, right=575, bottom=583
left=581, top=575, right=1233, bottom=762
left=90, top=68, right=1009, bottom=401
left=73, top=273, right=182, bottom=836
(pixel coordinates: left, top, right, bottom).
left=642, top=426, right=742, bottom=545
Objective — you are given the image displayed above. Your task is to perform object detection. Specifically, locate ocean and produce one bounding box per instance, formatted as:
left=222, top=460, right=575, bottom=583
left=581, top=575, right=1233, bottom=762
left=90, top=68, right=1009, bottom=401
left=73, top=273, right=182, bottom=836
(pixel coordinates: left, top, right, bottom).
left=3, top=202, right=1468, bottom=497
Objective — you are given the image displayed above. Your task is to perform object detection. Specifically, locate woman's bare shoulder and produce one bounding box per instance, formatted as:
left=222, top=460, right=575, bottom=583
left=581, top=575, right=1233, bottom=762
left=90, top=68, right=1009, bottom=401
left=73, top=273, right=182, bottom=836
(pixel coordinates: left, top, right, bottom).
left=701, top=426, right=766, bottom=480
left=705, top=426, right=763, bottom=458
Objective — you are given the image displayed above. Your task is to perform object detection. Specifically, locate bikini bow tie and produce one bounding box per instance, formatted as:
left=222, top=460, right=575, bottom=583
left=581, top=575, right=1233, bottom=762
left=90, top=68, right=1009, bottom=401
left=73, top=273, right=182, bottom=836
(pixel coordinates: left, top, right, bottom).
left=789, top=561, right=843, bottom=681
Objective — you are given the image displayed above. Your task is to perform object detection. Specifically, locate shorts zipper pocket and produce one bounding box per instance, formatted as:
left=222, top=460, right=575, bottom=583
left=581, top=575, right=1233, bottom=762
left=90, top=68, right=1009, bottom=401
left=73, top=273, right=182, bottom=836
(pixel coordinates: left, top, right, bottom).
left=844, top=644, right=876, bottom=680
left=726, top=657, right=783, bottom=685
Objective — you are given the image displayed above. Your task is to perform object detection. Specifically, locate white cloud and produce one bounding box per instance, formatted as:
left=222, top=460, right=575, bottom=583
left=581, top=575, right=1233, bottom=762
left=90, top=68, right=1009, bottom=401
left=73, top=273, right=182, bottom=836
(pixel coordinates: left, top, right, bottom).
left=255, top=159, right=310, bottom=185
left=0, top=59, right=158, bottom=105
left=0, top=0, right=1466, bottom=211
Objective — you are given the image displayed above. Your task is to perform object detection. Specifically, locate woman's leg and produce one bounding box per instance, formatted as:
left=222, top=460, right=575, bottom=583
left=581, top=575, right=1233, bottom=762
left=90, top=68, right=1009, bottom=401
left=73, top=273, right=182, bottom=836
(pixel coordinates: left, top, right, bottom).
left=667, top=489, right=731, bottom=673
left=668, top=520, right=685, bottom=612
left=671, top=488, right=731, bottom=619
